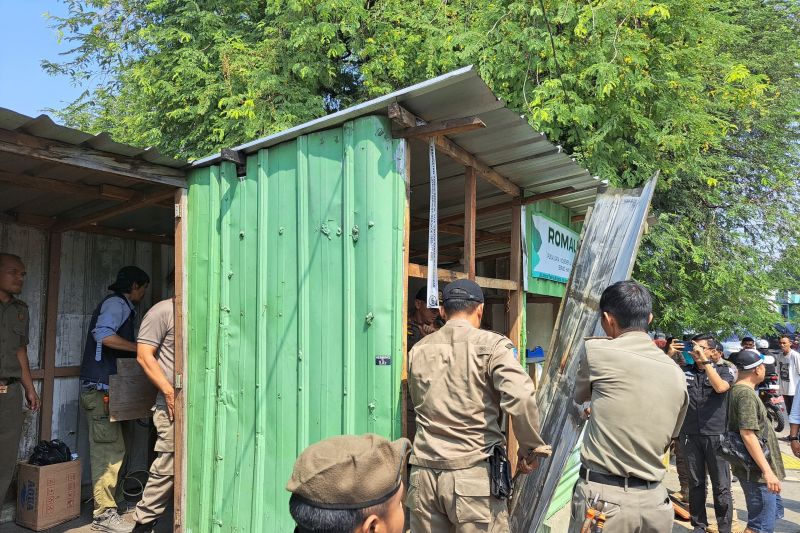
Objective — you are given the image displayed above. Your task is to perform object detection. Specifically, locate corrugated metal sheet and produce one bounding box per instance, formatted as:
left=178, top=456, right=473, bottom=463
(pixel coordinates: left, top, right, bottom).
left=509, top=179, right=658, bottom=532
left=192, top=66, right=598, bottom=215
left=0, top=108, right=186, bottom=170
left=186, top=116, right=406, bottom=532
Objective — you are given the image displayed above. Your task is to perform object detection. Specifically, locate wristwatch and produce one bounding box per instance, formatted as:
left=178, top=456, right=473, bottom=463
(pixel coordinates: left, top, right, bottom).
left=789, top=435, right=800, bottom=441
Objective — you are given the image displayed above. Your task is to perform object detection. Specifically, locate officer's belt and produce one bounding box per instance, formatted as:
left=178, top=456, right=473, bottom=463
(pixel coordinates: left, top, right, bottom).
left=579, top=466, right=656, bottom=489
left=0, top=377, right=19, bottom=385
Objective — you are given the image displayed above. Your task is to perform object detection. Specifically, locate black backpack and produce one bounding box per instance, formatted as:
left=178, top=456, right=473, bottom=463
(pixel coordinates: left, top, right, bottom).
left=29, top=440, right=72, bottom=466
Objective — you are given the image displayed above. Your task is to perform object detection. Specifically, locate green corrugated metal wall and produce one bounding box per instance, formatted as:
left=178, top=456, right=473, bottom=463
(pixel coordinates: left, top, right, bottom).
left=526, top=200, right=582, bottom=298
left=186, top=116, right=406, bottom=532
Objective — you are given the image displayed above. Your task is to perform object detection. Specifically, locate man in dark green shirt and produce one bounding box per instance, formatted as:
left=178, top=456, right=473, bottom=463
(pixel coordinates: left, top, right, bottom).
left=728, top=350, right=785, bottom=533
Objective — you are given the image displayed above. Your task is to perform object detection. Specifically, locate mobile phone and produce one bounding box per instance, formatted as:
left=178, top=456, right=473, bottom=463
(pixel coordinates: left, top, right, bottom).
left=681, top=341, right=695, bottom=365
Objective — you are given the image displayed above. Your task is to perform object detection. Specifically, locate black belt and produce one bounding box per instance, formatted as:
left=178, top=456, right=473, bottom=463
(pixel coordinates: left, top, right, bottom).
left=0, top=377, right=19, bottom=385
left=579, top=466, right=656, bottom=489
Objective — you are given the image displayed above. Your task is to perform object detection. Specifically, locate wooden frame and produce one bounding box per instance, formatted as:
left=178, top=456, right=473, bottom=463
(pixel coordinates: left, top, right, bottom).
left=39, top=232, right=62, bottom=441
left=173, top=189, right=188, bottom=533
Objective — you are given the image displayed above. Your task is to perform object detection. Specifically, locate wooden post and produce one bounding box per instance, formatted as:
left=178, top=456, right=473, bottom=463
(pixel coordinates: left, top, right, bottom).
left=39, top=232, right=62, bottom=441
left=173, top=189, right=188, bottom=532
left=464, top=167, right=477, bottom=280
left=506, top=201, right=523, bottom=470
left=401, top=140, right=412, bottom=439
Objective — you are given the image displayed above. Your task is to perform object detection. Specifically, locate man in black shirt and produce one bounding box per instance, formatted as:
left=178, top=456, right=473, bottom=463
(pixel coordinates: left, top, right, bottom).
left=680, top=334, right=735, bottom=533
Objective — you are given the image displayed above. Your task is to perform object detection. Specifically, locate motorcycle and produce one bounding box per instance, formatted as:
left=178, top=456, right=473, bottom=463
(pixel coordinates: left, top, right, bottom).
left=758, top=356, right=786, bottom=432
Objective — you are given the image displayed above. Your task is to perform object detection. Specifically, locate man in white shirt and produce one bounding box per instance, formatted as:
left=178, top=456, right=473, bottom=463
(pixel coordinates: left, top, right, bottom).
left=778, top=335, right=800, bottom=426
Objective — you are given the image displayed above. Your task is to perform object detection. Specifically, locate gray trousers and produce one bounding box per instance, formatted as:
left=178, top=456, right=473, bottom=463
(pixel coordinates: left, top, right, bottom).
left=683, top=434, right=732, bottom=533
left=0, top=383, right=24, bottom=501
left=568, top=477, right=673, bottom=533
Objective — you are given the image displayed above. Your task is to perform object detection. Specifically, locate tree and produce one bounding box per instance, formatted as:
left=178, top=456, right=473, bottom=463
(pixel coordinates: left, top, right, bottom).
left=46, top=0, right=800, bottom=336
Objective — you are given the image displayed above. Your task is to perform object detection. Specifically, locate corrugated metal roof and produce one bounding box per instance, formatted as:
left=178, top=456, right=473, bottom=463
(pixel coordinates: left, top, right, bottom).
left=0, top=107, right=187, bottom=169
left=192, top=65, right=600, bottom=214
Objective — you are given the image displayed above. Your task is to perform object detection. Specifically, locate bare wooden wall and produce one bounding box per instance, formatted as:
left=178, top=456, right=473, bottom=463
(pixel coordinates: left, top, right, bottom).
left=0, top=221, right=174, bottom=507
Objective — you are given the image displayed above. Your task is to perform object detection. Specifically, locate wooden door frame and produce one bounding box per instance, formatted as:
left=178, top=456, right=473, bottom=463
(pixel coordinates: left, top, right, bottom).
left=173, top=189, right=188, bottom=532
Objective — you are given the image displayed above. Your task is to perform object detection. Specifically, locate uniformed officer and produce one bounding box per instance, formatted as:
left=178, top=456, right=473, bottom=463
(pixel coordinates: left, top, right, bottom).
left=406, top=279, right=548, bottom=532
left=679, top=334, right=734, bottom=533
left=287, top=434, right=411, bottom=533
left=0, top=253, right=39, bottom=500
left=79, top=266, right=149, bottom=531
left=569, top=280, right=688, bottom=533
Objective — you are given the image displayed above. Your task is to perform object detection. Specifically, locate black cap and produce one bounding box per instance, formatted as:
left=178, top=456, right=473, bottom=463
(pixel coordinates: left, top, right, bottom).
left=729, top=349, right=764, bottom=370
left=442, top=279, right=484, bottom=303
left=108, top=266, right=150, bottom=292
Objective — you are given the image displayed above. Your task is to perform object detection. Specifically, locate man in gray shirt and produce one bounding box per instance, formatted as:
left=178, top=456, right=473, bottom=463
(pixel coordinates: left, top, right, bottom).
left=569, top=281, right=688, bottom=533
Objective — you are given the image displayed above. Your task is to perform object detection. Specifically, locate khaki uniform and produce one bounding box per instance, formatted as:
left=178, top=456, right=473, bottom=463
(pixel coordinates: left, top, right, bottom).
left=569, top=332, right=688, bottom=533
left=406, top=319, right=545, bottom=532
left=0, top=297, right=29, bottom=499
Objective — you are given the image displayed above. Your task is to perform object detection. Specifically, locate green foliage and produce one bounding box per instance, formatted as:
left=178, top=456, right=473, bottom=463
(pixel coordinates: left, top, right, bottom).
left=45, top=0, right=800, bottom=336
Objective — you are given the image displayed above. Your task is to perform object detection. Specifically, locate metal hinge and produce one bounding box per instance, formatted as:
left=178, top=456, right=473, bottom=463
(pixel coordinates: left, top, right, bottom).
left=175, top=373, right=183, bottom=390
left=174, top=203, right=182, bottom=219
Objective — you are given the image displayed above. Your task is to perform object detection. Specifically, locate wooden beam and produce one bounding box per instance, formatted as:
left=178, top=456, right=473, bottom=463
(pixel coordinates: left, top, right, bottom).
left=388, top=103, right=521, bottom=197
left=79, top=225, right=173, bottom=245
left=173, top=189, right=188, bottom=532
left=392, top=116, right=486, bottom=139
left=0, top=128, right=186, bottom=187
left=410, top=216, right=510, bottom=244
left=52, top=188, right=176, bottom=232
left=522, top=186, right=578, bottom=205
left=30, top=366, right=80, bottom=380
left=571, top=214, right=586, bottom=223
left=464, top=167, right=477, bottom=279
left=40, top=232, right=62, bottom=441
left=408, top=263, right=518, bottom=291
left=506, top=201, right=523, bottom=472
left=401, top=139, right=412, bottom=442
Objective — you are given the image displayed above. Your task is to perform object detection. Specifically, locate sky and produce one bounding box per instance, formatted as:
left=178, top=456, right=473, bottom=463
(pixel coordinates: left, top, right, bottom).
left=0, top=0, right=92, bottom=118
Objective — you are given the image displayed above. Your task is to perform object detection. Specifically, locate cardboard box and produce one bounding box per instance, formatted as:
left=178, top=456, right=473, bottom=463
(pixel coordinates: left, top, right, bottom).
left=16, top=460, right=81, bottom=531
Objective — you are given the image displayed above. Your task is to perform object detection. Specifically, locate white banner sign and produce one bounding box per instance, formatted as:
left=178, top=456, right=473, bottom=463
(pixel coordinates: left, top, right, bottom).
left=530, top=215, right=578, bottom=284
left=426, top=138, right=439, bottom=308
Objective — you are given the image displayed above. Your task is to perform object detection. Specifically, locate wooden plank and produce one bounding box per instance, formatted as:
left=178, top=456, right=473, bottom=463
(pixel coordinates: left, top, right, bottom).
left=392, top=116, right=486, bottom=139
left=79, top=224, right=173, bottom=245
left=506, top=202, right=523, bottom=472
left=108, top=359, right=158, bottom=422
left=400, top=140, right=412, bottom=440
left=40, top=231, right=62, bottom=441
left=52, top=188, right=176, bottom=232
left=0, top=128, right=186, bottom=188
left=407, top=263, right=517, bottom=291
left=464, top=167, right=477, bottom=279
left=571, top=214, right=586, bottom=223
left=30, top=366, right=80, bottom=380
left=173, top=188, right=188, bottom=532
left=388, top=103, right=521, bottom=197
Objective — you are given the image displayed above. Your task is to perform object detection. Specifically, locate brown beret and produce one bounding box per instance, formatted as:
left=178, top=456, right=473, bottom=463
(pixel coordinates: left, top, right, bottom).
left=287, top=434, right=411, bottom=510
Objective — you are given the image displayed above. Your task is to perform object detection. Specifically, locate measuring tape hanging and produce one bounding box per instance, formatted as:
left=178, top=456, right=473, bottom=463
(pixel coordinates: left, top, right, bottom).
left=426, top=137, right=439, bottom=309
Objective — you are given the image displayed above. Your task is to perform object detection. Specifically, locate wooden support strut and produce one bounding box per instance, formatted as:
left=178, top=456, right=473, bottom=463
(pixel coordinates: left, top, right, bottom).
left=52, top=188, right=177, bottom=233
left=388, top=103, right=521, bottom=198
left=39, top=231, right=62, bottom=441
left=408, top=263, right=518, bottom=291
left=506, top=201, right=524, bottom=472
left=173, top=189, right=188, bottom=532
left=464, top=167, right=477, bottom=279
left=392, top=116, right=486, bottom=139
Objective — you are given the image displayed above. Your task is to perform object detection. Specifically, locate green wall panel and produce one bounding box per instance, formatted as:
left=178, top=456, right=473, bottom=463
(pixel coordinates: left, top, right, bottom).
left=186, top=116, right=406, bottom=532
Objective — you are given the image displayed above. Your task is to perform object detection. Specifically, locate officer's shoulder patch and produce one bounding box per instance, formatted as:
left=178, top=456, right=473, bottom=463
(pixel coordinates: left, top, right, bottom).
left=13, top=298, right=28, bottom=308
left=505, top=343, right=515, bottom=350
